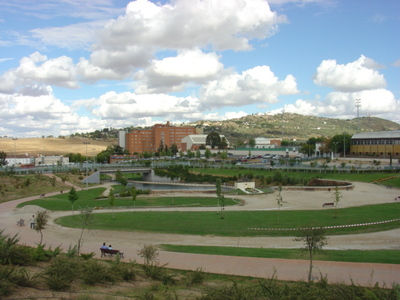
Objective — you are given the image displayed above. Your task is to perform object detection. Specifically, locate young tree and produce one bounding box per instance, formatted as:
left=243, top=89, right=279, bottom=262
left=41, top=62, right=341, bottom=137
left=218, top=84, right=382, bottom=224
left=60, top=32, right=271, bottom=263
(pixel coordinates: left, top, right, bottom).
left=204, top=149, right=212, bottom=159
left=115, top=170, right=128, bottom=186
left=77, top=206, right=94, bottom=255
left=131, top=186, right=137, bottom=212
left=294, top=227, right=327, bottom=281
left=108, top=188, right=115, bottom=219
left=332, top=186, right=342, bottom=218
left=0, top=151, right=8, bottom=167
left=248, top=138, right=256, bottom=148
left=35, top=210, right=49, bottom=245
left=276, top=187, right=283, bottom=224
left=68, top=187, right=79, bottom=215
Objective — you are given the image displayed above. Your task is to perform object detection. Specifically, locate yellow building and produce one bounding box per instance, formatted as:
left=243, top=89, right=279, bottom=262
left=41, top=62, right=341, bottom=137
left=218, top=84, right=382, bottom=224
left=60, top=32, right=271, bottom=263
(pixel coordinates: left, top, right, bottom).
left=350, top=130, right=400, bottom=158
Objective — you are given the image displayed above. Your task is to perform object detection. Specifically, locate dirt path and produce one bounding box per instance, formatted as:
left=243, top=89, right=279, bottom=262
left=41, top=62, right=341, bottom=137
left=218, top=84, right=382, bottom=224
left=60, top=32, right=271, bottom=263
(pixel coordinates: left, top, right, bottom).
left=1, top=181, right=400, bottom=287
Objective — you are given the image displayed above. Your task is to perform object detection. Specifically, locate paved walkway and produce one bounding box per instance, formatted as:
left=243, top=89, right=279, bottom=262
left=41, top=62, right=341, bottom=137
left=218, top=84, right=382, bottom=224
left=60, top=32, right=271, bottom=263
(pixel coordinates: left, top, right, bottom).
left=1, top=181, right=400, bottom=287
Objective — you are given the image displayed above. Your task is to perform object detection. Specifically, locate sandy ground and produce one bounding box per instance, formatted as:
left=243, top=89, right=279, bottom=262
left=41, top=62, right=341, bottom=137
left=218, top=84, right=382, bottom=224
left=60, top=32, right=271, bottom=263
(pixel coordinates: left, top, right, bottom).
left=1, top=181, right=400, bottom=286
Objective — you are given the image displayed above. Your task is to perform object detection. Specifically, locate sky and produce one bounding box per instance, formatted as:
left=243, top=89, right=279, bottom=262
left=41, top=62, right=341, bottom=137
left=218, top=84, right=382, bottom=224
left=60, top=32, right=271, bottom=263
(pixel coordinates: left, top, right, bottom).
left=0, top=0, right=399, bottom=138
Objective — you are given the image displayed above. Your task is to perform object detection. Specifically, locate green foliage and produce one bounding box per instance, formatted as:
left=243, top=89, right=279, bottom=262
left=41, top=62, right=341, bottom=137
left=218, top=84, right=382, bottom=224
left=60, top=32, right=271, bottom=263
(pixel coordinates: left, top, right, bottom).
left=42, top=256, right=81, bottom=290
left=68, top=186, right=79, bottom=213
left=205, top=131, right=221, bottom=149
left=81, top=260, right=119, bottom=285
left=189, top=267, right=206, bottom=285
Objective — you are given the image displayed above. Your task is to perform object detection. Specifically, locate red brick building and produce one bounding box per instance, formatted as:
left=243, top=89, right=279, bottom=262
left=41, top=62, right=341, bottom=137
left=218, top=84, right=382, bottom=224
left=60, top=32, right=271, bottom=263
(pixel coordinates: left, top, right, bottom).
left=122, top=122, right=202, bottom=154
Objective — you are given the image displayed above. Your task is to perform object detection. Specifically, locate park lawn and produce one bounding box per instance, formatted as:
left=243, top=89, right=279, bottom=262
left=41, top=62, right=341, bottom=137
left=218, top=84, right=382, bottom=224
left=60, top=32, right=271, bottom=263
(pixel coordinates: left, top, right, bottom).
left=192, top=168, right=400, bottom=185
left=16, top=188, right=235, bottom=211
left=160, top=245, right=400, bottom=264
left=54, top=203, right=400, bottom=237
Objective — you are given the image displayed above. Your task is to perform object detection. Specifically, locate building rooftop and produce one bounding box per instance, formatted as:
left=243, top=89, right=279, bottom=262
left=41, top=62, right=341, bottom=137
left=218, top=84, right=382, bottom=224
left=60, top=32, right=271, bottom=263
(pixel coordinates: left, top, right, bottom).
left=352, top=130, right=400, bottom=139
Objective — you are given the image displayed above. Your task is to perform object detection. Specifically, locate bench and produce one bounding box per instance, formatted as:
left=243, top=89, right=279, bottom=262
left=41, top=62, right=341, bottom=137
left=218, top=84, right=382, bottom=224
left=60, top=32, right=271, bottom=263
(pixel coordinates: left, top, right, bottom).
left=322, top=202, right=334, bottom=207
left=17, top=219, right=25, bottom=227
left=100, top=248, right=124, bottom=258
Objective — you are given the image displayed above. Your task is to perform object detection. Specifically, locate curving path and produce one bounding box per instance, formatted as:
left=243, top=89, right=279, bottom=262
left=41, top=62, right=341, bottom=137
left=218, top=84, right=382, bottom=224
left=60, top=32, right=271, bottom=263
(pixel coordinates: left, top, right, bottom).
left=1, top=181, right=400, bottom=287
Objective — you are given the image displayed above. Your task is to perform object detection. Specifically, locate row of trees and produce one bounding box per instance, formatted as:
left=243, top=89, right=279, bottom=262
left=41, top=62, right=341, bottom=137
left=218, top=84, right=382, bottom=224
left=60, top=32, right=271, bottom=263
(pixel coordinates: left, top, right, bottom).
left=299, top=133, right=352, bottom=157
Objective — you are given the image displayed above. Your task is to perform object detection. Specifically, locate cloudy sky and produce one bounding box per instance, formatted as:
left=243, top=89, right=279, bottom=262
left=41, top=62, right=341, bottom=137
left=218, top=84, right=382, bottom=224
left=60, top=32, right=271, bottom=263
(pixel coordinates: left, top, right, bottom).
left=0, top=0, right=399, bottom=138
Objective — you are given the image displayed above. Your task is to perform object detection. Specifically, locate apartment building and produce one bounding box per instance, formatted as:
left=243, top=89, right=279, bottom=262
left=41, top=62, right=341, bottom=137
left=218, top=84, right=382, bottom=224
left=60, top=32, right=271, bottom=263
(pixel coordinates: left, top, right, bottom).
left=120, top=122, right=202, bottom=154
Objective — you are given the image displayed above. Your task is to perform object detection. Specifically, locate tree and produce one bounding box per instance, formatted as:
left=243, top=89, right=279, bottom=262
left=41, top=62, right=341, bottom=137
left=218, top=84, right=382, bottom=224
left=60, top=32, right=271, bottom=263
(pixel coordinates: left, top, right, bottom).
left=248, top=138, right=256, bottom=148
left=206, top=132, right=221, bottom=149
left=109, top=188, right=115, bottom=219
left=0, top=151, right=8, bottom=167
left=68, top=187, right=79, bottom=215
left=115, top=170, right=127, bottom=186
left=218, top=137, right=228, bottom=149
left=294, top=227, right=327, bottom=281
left=170, top=143, right=178, bottom=156
left=204, top=149, right=211, bottom=159
left=332, top=186, right=342, bottom=218
left=35, top=210, right=49, bottom=245
left=276, top=187, right=283, bottom=224
left=196, top=149, right=201, bottom=158
left=131, top=186, right=137, bottom=212
left=77, top=206, right=94, bottom=255
left=216, top=179, right=225, bottom=218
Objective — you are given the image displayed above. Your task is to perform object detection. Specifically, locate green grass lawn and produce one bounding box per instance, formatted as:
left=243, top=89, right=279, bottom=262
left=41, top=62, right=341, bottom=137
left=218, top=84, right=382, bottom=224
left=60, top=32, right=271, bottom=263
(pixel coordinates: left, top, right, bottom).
left=16, top=188, right=236, bottom=211
left=192, top=168, right=400, bottom=187
left=54, top=203, right=400, bottom=237
left=160, top=245, right=400, bottom=264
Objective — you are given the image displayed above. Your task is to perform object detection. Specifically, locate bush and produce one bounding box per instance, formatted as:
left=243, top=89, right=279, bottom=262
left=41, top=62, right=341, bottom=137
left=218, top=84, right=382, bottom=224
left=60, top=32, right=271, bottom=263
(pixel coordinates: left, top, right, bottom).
left=81, top=260, right=117, bottom=285
left=42, top=256, right=81, bottom=290
left=189, top=267, right=205, bottom=285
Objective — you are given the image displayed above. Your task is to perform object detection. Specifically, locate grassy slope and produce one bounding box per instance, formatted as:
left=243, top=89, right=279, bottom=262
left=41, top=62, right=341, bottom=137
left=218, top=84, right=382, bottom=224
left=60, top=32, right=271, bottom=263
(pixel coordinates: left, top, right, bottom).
left=54, top=203, right=400, bottom=237
left=161, top=245, right=400, bottom=264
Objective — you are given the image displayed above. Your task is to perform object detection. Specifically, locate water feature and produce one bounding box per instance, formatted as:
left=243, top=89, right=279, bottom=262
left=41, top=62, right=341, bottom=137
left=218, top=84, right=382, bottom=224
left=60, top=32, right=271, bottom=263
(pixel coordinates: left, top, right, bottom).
left=128, top=182, right=232, bottom=192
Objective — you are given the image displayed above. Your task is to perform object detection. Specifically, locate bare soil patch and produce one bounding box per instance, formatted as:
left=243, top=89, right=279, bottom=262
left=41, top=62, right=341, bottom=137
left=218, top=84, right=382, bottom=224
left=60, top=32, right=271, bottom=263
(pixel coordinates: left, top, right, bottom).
left=0, top=137, right=115, bottom=156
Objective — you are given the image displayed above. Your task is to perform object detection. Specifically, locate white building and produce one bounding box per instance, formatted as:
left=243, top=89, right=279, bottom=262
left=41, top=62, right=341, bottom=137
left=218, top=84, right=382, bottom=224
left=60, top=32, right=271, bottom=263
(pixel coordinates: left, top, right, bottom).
left=181, top=134, right=230, bottom=151
left=5, top=155, right=35, bottom=166
left=253, top=137, right=282, bottom=148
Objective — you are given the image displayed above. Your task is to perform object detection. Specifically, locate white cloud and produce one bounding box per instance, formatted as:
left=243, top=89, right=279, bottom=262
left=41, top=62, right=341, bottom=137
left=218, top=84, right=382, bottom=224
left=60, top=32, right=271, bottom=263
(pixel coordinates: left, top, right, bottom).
left=314, top=55, right=386, bottom=92
left=30, top=21, right=104, bottom=50
left=135, top=49, right=224, bottom=94
left=200, top=65, right=298, bottom=108
left=91, top=91, right=201, bottom=119
left=273, top=89, right=398, bottom=120
left=0, top=52, right=79, bottom=92
left=98, top=0, right=285, bottom=51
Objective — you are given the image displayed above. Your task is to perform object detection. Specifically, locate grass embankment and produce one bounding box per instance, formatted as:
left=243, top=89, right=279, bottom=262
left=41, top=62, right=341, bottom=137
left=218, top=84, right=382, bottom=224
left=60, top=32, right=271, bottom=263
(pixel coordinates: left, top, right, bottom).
left=16, top=187, right=236, bottom=211
left=193, top=168, right=400, bottom=187
left=54, top=203, right=400, bottom=236
left=160, top=245, right=400, bottom=264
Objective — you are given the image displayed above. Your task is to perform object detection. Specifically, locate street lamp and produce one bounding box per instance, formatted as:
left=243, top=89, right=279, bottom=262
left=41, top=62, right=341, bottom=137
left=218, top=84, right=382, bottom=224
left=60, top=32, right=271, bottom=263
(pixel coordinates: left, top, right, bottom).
left=343, top=133, right=346, bottom=158
left=83, top=142, right=90, bottom=190
left=333, top=142, right=338, bottom=159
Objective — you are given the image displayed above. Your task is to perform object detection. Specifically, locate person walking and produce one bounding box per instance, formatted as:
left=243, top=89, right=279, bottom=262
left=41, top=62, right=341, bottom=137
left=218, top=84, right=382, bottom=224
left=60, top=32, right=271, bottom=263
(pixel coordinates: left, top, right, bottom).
left=30, top=215, right=35, bottom=229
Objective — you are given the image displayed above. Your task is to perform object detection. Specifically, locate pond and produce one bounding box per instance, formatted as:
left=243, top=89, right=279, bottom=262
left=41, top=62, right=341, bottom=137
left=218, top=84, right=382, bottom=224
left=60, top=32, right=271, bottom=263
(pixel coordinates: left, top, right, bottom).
left=129, top=182, right=232, bottom=192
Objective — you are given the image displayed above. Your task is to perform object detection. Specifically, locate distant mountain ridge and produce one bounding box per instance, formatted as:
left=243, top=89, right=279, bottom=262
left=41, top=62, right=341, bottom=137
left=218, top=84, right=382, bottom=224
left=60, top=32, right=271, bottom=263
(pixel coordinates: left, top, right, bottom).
left=188, top=113, right=400, bottom=142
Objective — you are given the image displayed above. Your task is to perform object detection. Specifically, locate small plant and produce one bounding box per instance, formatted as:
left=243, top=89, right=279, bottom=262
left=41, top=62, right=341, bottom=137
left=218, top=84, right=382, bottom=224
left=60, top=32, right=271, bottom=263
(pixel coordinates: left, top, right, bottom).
left=189, top=267, right=205, bottom=284
left=80, top=252, right=95, bottom=260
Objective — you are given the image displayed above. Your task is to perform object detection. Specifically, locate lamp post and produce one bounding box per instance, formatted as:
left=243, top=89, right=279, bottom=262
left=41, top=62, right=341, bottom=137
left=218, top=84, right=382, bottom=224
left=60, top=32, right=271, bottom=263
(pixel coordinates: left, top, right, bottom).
left=343, top=133, right=346, bottom=158
left=333, top=142, right=338, bottom=159
left=83, top=142, right=90, bottom=190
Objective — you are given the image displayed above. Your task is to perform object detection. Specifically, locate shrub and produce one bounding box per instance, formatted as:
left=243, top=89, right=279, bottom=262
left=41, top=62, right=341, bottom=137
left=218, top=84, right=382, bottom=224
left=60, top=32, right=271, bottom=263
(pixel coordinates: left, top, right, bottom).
left=189, top=267, right=205, bottom=285
left=42, top=256, right=81, bottom=290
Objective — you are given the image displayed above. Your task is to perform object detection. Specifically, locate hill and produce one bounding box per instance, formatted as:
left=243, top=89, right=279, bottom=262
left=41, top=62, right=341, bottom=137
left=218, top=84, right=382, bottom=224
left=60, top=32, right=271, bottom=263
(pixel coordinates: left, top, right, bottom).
left=0, top=137, right=115, bottom=156
left=191, top=113, right=400, bottom=143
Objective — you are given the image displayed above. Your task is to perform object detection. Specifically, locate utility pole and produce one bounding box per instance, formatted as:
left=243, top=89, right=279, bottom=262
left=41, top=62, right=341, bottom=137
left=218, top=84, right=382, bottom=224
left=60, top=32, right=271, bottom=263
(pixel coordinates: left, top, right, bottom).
left=12, top=138, right=18, bottom=166
left=355, top=99, right=361, bottom=133
left=83, top=141, right=90, bottom=190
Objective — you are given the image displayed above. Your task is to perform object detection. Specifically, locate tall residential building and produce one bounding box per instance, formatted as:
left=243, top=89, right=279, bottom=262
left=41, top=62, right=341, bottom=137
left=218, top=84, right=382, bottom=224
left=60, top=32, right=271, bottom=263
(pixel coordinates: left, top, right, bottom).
left=121, top=122, right=202, bottom=154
